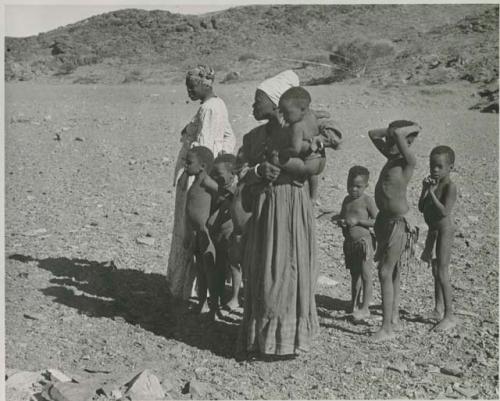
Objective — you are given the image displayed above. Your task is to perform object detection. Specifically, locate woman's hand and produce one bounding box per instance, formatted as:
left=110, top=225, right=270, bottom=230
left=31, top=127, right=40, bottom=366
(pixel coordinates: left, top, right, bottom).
left=257, top=161, right=281, bottom=182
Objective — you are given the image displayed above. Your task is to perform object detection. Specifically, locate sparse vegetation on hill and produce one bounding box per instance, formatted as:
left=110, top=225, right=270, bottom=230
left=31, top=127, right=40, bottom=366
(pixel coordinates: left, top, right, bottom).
left=4, top=4, right=498, bottom=87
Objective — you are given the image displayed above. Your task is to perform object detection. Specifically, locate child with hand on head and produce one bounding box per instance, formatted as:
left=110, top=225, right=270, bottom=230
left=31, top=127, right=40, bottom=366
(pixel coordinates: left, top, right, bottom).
left=184, top=146, right=219, bottom=316
left=337, top=166, right=378, bottom=320
left=368, top=120, right=421, bottom=341
left=418, top=145, right=458, bottom=331
left=207, top=154, right=242, bottom=312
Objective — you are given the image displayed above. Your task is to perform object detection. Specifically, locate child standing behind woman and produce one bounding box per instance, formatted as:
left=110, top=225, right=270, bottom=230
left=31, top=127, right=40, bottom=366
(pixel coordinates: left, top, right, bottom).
left=418, top=146, right=458, bottom=331
left=167, top=65, right=235, bottom=304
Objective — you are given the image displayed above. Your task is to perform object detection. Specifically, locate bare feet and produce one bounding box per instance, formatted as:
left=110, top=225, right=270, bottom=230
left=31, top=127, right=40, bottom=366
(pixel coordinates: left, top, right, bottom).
left=432, top=316, right=457, bottom=331
left=372, top=327, right=396, bottom=342
left=391, top=317, right=403, bottom=332
left=352, top=309, right=371, bottom=321
left=224, top=298, right=240, bottom=312
left=197, top=300, right=210, bottom=314
left=418, top=309, right=443, bottom=323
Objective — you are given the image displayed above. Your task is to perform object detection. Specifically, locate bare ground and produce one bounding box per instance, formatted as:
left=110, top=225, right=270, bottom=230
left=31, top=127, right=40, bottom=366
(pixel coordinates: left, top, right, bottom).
left=5, top=81, right=499, bottom=399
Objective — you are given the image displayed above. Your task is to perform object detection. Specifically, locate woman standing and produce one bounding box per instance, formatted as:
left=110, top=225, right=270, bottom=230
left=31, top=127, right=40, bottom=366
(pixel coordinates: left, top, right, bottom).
left=167, top=65, right=235, bottom=302
left=236, top=70, right=319, bottom=358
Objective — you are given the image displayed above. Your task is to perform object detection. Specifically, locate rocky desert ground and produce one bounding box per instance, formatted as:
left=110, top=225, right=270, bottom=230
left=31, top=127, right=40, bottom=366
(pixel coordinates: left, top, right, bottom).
left=4, top=78, right=498, bottom=400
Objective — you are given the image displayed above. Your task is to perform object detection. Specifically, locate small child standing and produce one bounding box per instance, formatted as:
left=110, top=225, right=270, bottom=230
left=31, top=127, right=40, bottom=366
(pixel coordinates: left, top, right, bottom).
left=368, top=120, right=421, bottom=341
left=207, top=154, right=242, bottom=312
left=337, top=166, right=378, bottom=320
left=418, top=146, right=458, bottom=331
left=184, top=146, right=219, bottom=316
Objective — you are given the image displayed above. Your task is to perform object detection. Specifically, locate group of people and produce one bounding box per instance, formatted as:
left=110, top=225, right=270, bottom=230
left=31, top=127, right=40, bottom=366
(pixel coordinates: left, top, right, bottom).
left=165, top=65, right=458, bottom=359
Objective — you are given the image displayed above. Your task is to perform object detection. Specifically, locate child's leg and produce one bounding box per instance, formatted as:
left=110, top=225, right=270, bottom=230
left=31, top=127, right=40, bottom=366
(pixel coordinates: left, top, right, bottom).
left=226, top=263, right=242, bottom=310
left=309, top=175, right=319, bottom=203
left=431, top=259, right=444, bottom=318
left=373, top=240, right=405, bottom=341
left=433, top=228, right=456, bottom=331
left=194, top=254, right=209, bottom=313
left=391, top=264, right=401, bottom=329
left=354, top=258, right=372, bottom=319
left=200, top=231, right=217, bottom=314
left=214, top=244, right=227, bottom=310
left=350, top=269, right=362, bottom=313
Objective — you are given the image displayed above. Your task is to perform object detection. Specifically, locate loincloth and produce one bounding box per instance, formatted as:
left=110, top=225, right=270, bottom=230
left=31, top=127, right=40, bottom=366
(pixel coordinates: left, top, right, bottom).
left=343, top=233, right=375, bottom=271
left=374, top=214, right=419, bottom=269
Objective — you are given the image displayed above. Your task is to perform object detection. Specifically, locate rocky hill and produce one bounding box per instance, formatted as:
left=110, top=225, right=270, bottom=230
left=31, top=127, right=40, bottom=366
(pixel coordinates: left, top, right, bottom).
left=5, top=4, right=498, bottom=86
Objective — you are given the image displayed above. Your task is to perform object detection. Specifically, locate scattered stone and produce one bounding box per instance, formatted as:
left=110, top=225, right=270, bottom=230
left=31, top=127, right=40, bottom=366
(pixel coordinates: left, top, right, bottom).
left=468, top=215, right=480, bottom=223
left=453, top=383, right=479, bottom=398
left=160, top=374, right=178, bottom=393
left=387, top=364, right=407, bottom=374
left=370, top=367, right=385, bottom=375
left=45, top=369, right=72, bottom=383
left=317, top=275, right=339, bottom=287
left=136, top=236, right=155, bottom=246
left=194, top=367, right=209, bottom=378
left=440, top=365, right=464, bottom=377
left=6, top=368, right=20, bottom=380
left=11, top=113, right=31, bottom=123
left=123, top=369, right=165, bottom=401
left=47, top=381, right=95, bottom=401
left=221, top=71, right=240, bottom=83
left=44, top=115, right=52, bottom=121
left=23, top=228, right=48, bottom=236
left=97, top=380, right=121, bottom=397
left=23, top=313, right=44, bottom=320
left=187, top=379, right=214, bottom=399
left=75, top=137, right=85, bottom=141
left=129, top=159, right=137, bottom=165
left=83, top=368, right=111, bottom=374
left=6, top=370, right=43, bottom=391
left=61, top=127, right=70, bottom=132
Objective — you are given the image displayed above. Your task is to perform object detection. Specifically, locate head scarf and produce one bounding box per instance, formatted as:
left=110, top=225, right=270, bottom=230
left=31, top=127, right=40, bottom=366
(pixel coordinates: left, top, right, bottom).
left=257, top=70, right=300, bottom=106
left=186, top=64, right=215, bottom=87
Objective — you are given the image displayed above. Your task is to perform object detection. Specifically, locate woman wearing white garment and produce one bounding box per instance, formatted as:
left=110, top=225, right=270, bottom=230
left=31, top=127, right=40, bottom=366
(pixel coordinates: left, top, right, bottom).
left=167, top=65, right=235, bottom=303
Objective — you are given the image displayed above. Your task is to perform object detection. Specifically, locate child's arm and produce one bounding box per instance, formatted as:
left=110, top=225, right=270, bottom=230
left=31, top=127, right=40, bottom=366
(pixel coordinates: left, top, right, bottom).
left=200, top=173, right=219, bottom=197
left=391, top=125, right=419, bottom=171
left=368, top=128, right=391, bottom=158
left=428, top=181, right=457, bottom=218
left=418, top=177, right=433, bottom=213
left=335, top=197, right=348, bottom=228
left=357, top=196, right=378, bottom=228
left=288, top=123, right=312, bottom=156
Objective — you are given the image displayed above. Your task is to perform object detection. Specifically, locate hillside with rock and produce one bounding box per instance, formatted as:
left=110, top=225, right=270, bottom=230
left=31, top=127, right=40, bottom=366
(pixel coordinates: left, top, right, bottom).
left=5, top=4, right=498, bottom=87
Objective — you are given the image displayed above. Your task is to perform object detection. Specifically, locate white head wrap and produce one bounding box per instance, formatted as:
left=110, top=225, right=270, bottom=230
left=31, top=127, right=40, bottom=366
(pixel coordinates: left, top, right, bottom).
left=257, top=70, right=300, bottom=106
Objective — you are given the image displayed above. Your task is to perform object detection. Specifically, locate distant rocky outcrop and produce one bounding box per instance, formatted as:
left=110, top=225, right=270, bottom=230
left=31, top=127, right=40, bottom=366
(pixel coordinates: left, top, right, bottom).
left=4, top=5, right=498, bottom=87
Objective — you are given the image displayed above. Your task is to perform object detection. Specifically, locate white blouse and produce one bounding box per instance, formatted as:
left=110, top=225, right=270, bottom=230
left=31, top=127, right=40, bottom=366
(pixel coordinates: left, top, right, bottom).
left=184, top=96, right=235, bottom=156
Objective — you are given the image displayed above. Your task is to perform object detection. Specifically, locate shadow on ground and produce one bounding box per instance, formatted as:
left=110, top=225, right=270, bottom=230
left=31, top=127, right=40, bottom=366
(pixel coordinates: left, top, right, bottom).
left=9, top=254, right=238, bottom=359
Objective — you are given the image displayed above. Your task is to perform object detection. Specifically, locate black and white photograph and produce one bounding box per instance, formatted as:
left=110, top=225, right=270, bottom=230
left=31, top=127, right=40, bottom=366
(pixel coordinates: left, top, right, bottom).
left=3, top=1, right=499, bottom=400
